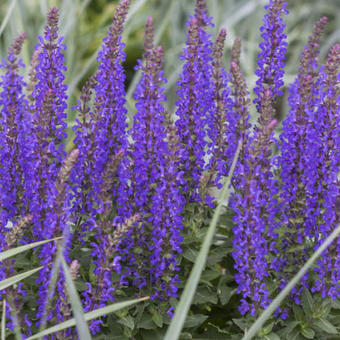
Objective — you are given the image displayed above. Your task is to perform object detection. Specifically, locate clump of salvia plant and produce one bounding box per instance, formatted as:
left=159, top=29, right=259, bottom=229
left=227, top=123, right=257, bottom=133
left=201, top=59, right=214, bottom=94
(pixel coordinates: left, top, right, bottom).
left=0, top=0, right=339, bottom=338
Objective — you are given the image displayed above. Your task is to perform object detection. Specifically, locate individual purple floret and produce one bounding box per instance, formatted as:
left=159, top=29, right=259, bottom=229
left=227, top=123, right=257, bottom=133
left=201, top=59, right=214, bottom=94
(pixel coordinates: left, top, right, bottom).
left=175, top=0, right=214, bottom=201
left=254, top=0, right=288, bottom=113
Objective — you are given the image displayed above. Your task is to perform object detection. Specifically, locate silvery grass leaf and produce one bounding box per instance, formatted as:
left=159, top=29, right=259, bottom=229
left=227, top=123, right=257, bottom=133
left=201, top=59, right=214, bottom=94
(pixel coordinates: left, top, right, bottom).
left=60, top=255, right=91, bottom=340
left=0, top=237, right=62, bottom=262
left=0, top=0, right=16, bottom=37
left=0, top=267, right=43, bottom=291
left=26, top=296, right=149, bottom=340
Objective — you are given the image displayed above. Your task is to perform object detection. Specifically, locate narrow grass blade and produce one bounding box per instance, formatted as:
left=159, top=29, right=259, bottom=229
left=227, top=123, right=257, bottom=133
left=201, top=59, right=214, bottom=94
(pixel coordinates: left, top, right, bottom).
left=126, top=0, right=147, bottom=23
left=60, top=256, right=91, bottom=340
left=37, top=248, right=63, bottom=337
left=164, top=141, right=241, bottom=340
left=1, top=300, right=5, bottom=340
left=27, top=297, right=149, bottom=340
left=0, top=267, right=43, bottom=291
left=0, top=0, right=17, bottom=37
left=243, top=223, right=340, bottom=340
left=10, top=307, right=22, bottom=340
left=0, top=237, right=61, bottom=262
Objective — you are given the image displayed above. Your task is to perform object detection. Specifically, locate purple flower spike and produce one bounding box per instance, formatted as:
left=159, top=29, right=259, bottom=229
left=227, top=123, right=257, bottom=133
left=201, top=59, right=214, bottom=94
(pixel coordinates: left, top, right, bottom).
left=114, top=17, right=184, bottom=301
left=202, top=29, right=241, bottom=206
left=0, top=36, right=32, bottom=311
left=0, top=33, right=32, bottom=227
left=276, top=17, right=328, bottom=301
left=309, top=44, right=340, bottom=299
left=27, top=6, right=69, bottom=322
left=71, top=0, right=130, bottom=228
left=254, top=0, right=288, bottom=113
left=232, top=89, right=277, bottom=316
left=175, top=0, right=214, bottom=201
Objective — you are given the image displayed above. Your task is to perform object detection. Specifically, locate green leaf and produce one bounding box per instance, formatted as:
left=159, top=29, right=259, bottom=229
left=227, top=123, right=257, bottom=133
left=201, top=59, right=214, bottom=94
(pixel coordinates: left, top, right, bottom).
left=193, top=287, right=218, bottom=305
left=264, top=333, right=280, bottom=340
left=75, top=281, right=89, bottom=291
left=60, top=256, right=91, bottom=340
left=320, top=299, right=332, bottom=317
left=288, top=327, right=302, bottom=340
left=152, top=312, right=163, bottom=328
left=200, top=269, right=220, bottom=282
left=314, top=318, right=338, bottom=334
left=206, top=249, right=226, bottom=267
left=164, top=142, right=241, bottom=340
left=301, top=327, right=315, bottom=339
left=117, top=315, right=135, bottom=330
left=0, top=237, right=61, bottom=262
left=331, top=299, right=340, bottom=309
left=301, top=290, right=313, bottom=317
left=262, top=322, right=274, bottom=335
left=138, top=313, right=155, bottom=330
left=286, top=244, right=306, bottom=253
left=293, top=306, right=305, bottom=323
left=183, top=315, right=208, bottom=328
left=281, top=321, right=300, bottom=336
left=179, top=332, right=192, bottom=339
left=206, top=322, right=229, bottom=335
left=0, top=267, right=42, bottom=290
left=218, top=286, right=236, bottom=305
left=233, top=318, right=248, bottom=331
left=182, top=249, right=198, bottom=263
left=242, top=222, right=340, bottom=340
left=27, top=297, right=149, bottom=339
left=139, top=328, right=165, bottom=340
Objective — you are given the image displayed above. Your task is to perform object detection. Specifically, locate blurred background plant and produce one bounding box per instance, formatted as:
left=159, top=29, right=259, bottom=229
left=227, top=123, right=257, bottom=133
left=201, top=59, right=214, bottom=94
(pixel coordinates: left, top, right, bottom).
left=1, top=0, right=339, bottom=148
